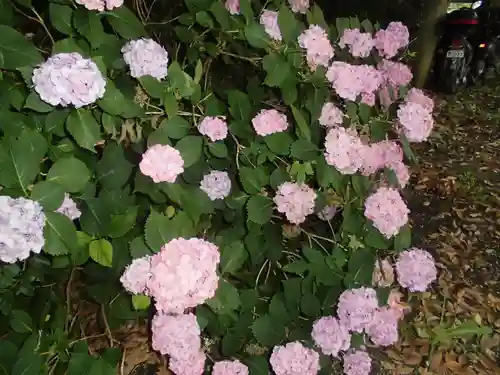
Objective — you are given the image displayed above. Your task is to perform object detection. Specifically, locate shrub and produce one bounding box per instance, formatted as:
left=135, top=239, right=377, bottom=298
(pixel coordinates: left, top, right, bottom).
left=0, top=0, right=438, bottom=374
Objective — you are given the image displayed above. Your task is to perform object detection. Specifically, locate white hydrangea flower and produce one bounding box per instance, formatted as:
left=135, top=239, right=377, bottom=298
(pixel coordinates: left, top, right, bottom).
left=121, top=38, right=169, bottom=80
left=0, top=196, right=46, bottom=263
left=32, top=52, right=106, bottom=108
left=56, top=194, right=81, bottom=221
left=200, top=171, right=231, bottom=201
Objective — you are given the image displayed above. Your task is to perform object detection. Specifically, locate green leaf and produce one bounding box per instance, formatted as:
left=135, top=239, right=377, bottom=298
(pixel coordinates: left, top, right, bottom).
left=220, top=241, right=248, bottom=274
left=96, top=142, right=133, bottom=189
left=0, top=340, right=17, bottom=375
left=228, top=90, right=252, bottom=122
left=239, top=0, right=254, bottom=23
left=264, top=132, right=293, bottom=156
left=30, top=181, right=65, bottom=211
left=210, top=1, right=230, bottom=29
left=239, top=167, right=268, bottom=194
left=10, top=310, right=32, bottom=333
left=175, top=135, right=203, bottom=167
left=144, top=211, right=171, bottom=251
left=290, top=139, right=318, bottom=161
left=262, top=53, right=292, bottom=87
left=106, top=6, right=147, bottom=39
left=46, top=156, right=91, bottom=193
left=0, top=129, right=47, bottom=191
left=246, top=195, right=273, bottom=225
left=49, top=3, right=74, bottom=35
left=44, top=211, right=78, bottom=256
left=159, top=116, right=191, bottom=139
left=66, top=109, right=102, bottom=153
left=163, top=91, right=179, bottom=118
left=73, top=8, right=106, bottom=49
left=207, top=142, right=228, bottom=158
left=168, top=61, right=196, bottom=98
left=244, top=23, right=270, bottom=49
left=394, top=224, right=412, bottom=252
left=300, top=293, right=321, bottom=317
left=278, top=4, right=301, bottom=43
left=244, top=356, right=270, bottom=375
left=291, top=105, right=311, bottom=141
left=131, top=294, right=151, bottom=310
left=361, top=19, right=374, bottom=33
left=196, top=11, right=214, bottom=28
left=251, top=314, right=286, bottom=347
left=336, top=17, right=351, bottom=38
left=129, top=236, right=152, bottom=259
left=107, top=205, right=139, bottom=238
left=11, top=354, right=43, bottom=375
left=346, top=248, right=376, bottom=288
left=0, top=25, right=43, bottom=69
left=206, top=279, right=240, bottom=312
left=306, top=5, right=329, bottom=30
left=139, top=76, right=166, bottom=98
left=89, top=238, right=113, bottom=267
left=282, top=260, right=309, bottom=274
left=24, top=91, right=54, bottom=113
left=97, top=80, right=133, bottom=116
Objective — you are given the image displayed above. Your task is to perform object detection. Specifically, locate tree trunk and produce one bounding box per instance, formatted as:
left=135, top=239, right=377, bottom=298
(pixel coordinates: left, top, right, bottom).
left=413, top=0, right=450, bottom=88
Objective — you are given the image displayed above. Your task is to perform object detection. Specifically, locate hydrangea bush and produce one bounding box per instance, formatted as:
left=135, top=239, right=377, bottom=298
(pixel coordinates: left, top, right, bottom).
left=0, top=0, right=438, bottom=374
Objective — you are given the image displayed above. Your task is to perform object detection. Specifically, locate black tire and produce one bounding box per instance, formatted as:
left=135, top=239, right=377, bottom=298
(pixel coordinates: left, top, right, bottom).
left=441, top=63, right=461, bottom=94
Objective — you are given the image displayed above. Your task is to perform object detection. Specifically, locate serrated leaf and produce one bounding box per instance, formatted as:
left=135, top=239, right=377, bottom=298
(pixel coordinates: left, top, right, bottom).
left=24, top=91, right=54, bottom=113
left=0, top=25, right=43, bottom=69
left=246, top=195, right=273, bottom=225
left=220, top=241, right=248, bottom=274
left=239, top=167, right=268, bottom=194
left=49, top=3, right=74, bottom=35
left=46, top=156, right=91, bottom=193
left=251, top=314, right=286, bottom=347
left=96, top=142, right=133, bottom=189
left=44, top=211, right=78, bottom=256
left=175, top=135, right=203, bottom=167
left=144, top=211, right=171, bottom=252
left=30, top=181, right=65, bottom=211
left=278, top=4, right=301, bottom=43
left=66, top=109, right=102, bottom=153
left=244, top=23, right=270, bottom=49
left=89, top=238, right=113, bottom=267
left=263, top=53, right=291, bottom=87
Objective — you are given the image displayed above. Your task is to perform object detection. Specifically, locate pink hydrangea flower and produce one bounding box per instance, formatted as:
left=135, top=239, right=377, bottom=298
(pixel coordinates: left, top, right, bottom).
left=337, top=287, right=379, bottom=333
left=339, top=28, right=374, bottom=58
left=200, top=170, right=231, bottom=200
left=288, top=0, right=310, bottom=14
left=379, top=85, right=397, bottom=109
left=379, top=140, right=403, bottom=165
left=318, top=102, right=344, bottom=127
left=225, top=0, right=239, bottom=15
left=169, top=351, right=206, bottom=375
left=298, top=25, right=334, bottom=70
left=378, top=59, right=413, bottom=87
left=270, top=341, right=320, bottom=375
left=395, top=248, right=437, bottom=292
left=122, top=38, right=169, bottom=80
left=343, top=351, right=372, bottom=375
left=147, top=238, right=220, bottom=313
left=317, top=205, right=337, bottom=221
left=365, top=307, right=400, bottom=346
left=374, top=21, right=409, bottom=58
left=359, top=143, right=386, bottom=176
left=326, top=62, right=383, bottom=101
left=32, top=52, right=106, bottom=108
left=76, top=0, right=123, bottom=11
left=364, top=187, right=409, bottom=238
left=311, top=316, right=351, bottom=356
left=324, top=127, right=364, bottom=174
left=197, top=116, right=228, bottom=142
left=151, top=312, right=201, bottom=358
left=405, top=88, right=434, bottom=112
left=252, top=109, right=289, bottom=136
left=120, top=256, right=152, bottom=295
left=139, top=144, right=184, bottom=183
left=212, top=360, right=249, bottom=375
left=372, top=258, right=394, bottom=287
left=260, top=10, right=282, bottom=41
left=56, top=194, right=81, bottom=221
left=397, top=101, right=434, bottom=142
left=361, top=92, right=376, bottom=106
left=274, top=182, right=317, bottom=225
left=387, top=160, right=410, bottom=188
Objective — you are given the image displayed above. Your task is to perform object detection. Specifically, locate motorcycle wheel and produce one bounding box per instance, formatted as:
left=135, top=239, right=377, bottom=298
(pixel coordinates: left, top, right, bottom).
left=442, top=67, right=461, bottom=94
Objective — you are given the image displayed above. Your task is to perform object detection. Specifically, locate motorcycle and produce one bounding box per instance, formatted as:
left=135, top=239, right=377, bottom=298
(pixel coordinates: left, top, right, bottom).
left=434, top=1, right=500, bottom=93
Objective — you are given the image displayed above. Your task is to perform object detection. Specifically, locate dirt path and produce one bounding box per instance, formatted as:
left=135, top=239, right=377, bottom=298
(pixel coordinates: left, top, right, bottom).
left=379, top=83, right=500, bottom=375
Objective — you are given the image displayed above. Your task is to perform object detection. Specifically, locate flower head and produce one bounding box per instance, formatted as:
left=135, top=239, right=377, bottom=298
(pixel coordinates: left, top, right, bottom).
left=151, top=312, right=201, bottom=358
left=288, top=0, right=310, bottom=14
left=326, top=62, right=383, bottom=101
left=212, top=360, right=249, bottom=375
left=139, top=144, right=184, bottom=183
left=324, top=127, right=364, bottom=174
left=122, top=38, right=169, bottom=80
left=298, top=25, right=334, bottom=70
left=32, top=52, right=106, bottom=108
left=374, top=21, right=409, bottom=58
left=56, top=194, right=81, bottom=221
left=395, top=248, right=437, bottom=292
left=378, top=59, right=413, bottom=87
left=225, top=0, right=239, bottom=14
left=76, top=0, right=123, bottom=11
left=169, top=351, right=206, bottom=375
left=337, top=287, right=379, bottom=333
left=365, top=307, right=400, bottom=346
left=364, top=187, right=409, bottom=238
left=397, top=101, right=434, bottom=142
left=312, top=316, right=351, bottom=356
left=405, top=88, right=434, bottom=112
left=274, top=182, right=317, bottom=225
left=339, top=28, right=374, bottom=58
left=260, top=10, right=282, bottom=41
left=198, top=116, right=228, bottom=142
left=120, top=256, right=152, bottom=295
left=200, top=171, right=231, bottom=200
left=319, top=102, right=344, bottom=127
left=252, top=109, right=289, bottom=136
left=343, top=351, right=372, bottom=375
left=270, top=341, right=320, bottom=375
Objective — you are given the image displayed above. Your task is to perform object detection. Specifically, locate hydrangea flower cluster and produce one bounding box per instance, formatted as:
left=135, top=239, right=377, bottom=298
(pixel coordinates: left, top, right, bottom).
left=406, top=88, right=435, bottom=112
left=225, top=0, right=239, bottom=15
left=252, top=109, right=289, bottom=136
left=311, top=316, right=350, bottom=356
left=337, top=287, right=379, bottom=333
left=395, top=248, right=438, bottom=292
left=274, top=182, right=317, bottom=224
left=200, top=171, right=232, bottom=201
left=343, top=351, right=372, bottom=375
left=139, top=144, right=184, bottom=183
left=324, top=127, right=364, bottom=174
left=270, top=341, right=320, bottom=375
left=326, top=62, right=383, bottom=101
left=76, top=0, right=123, bottom=11
left=32, top=52, right=106, bottom=108
left=122, top=38, right=169, bottom=80
left=0, top=196, right=46, bottom=263
left=318, top=102, right=344, bottom=127
left=56, top=194, right=81, bottom=221
left=288, top=0, right=310, bottom=14
left=212, top=360, right=249, bottom=375
left=197, top=116, right=228, bottom=142
left=298, top=25, right=335, bottom=70
left=260, top=10, right=282, bottom=41
left=378, top=59, right=413, bottom=87
left=119, top=256, right=152, bottom=295
left=339, top=28, right=375, bottom=58
left=364, top=187, right=409, bottom=238
left=374, top=21, right=410, bottom=58
left=397, top=89, right=435, bottom=142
